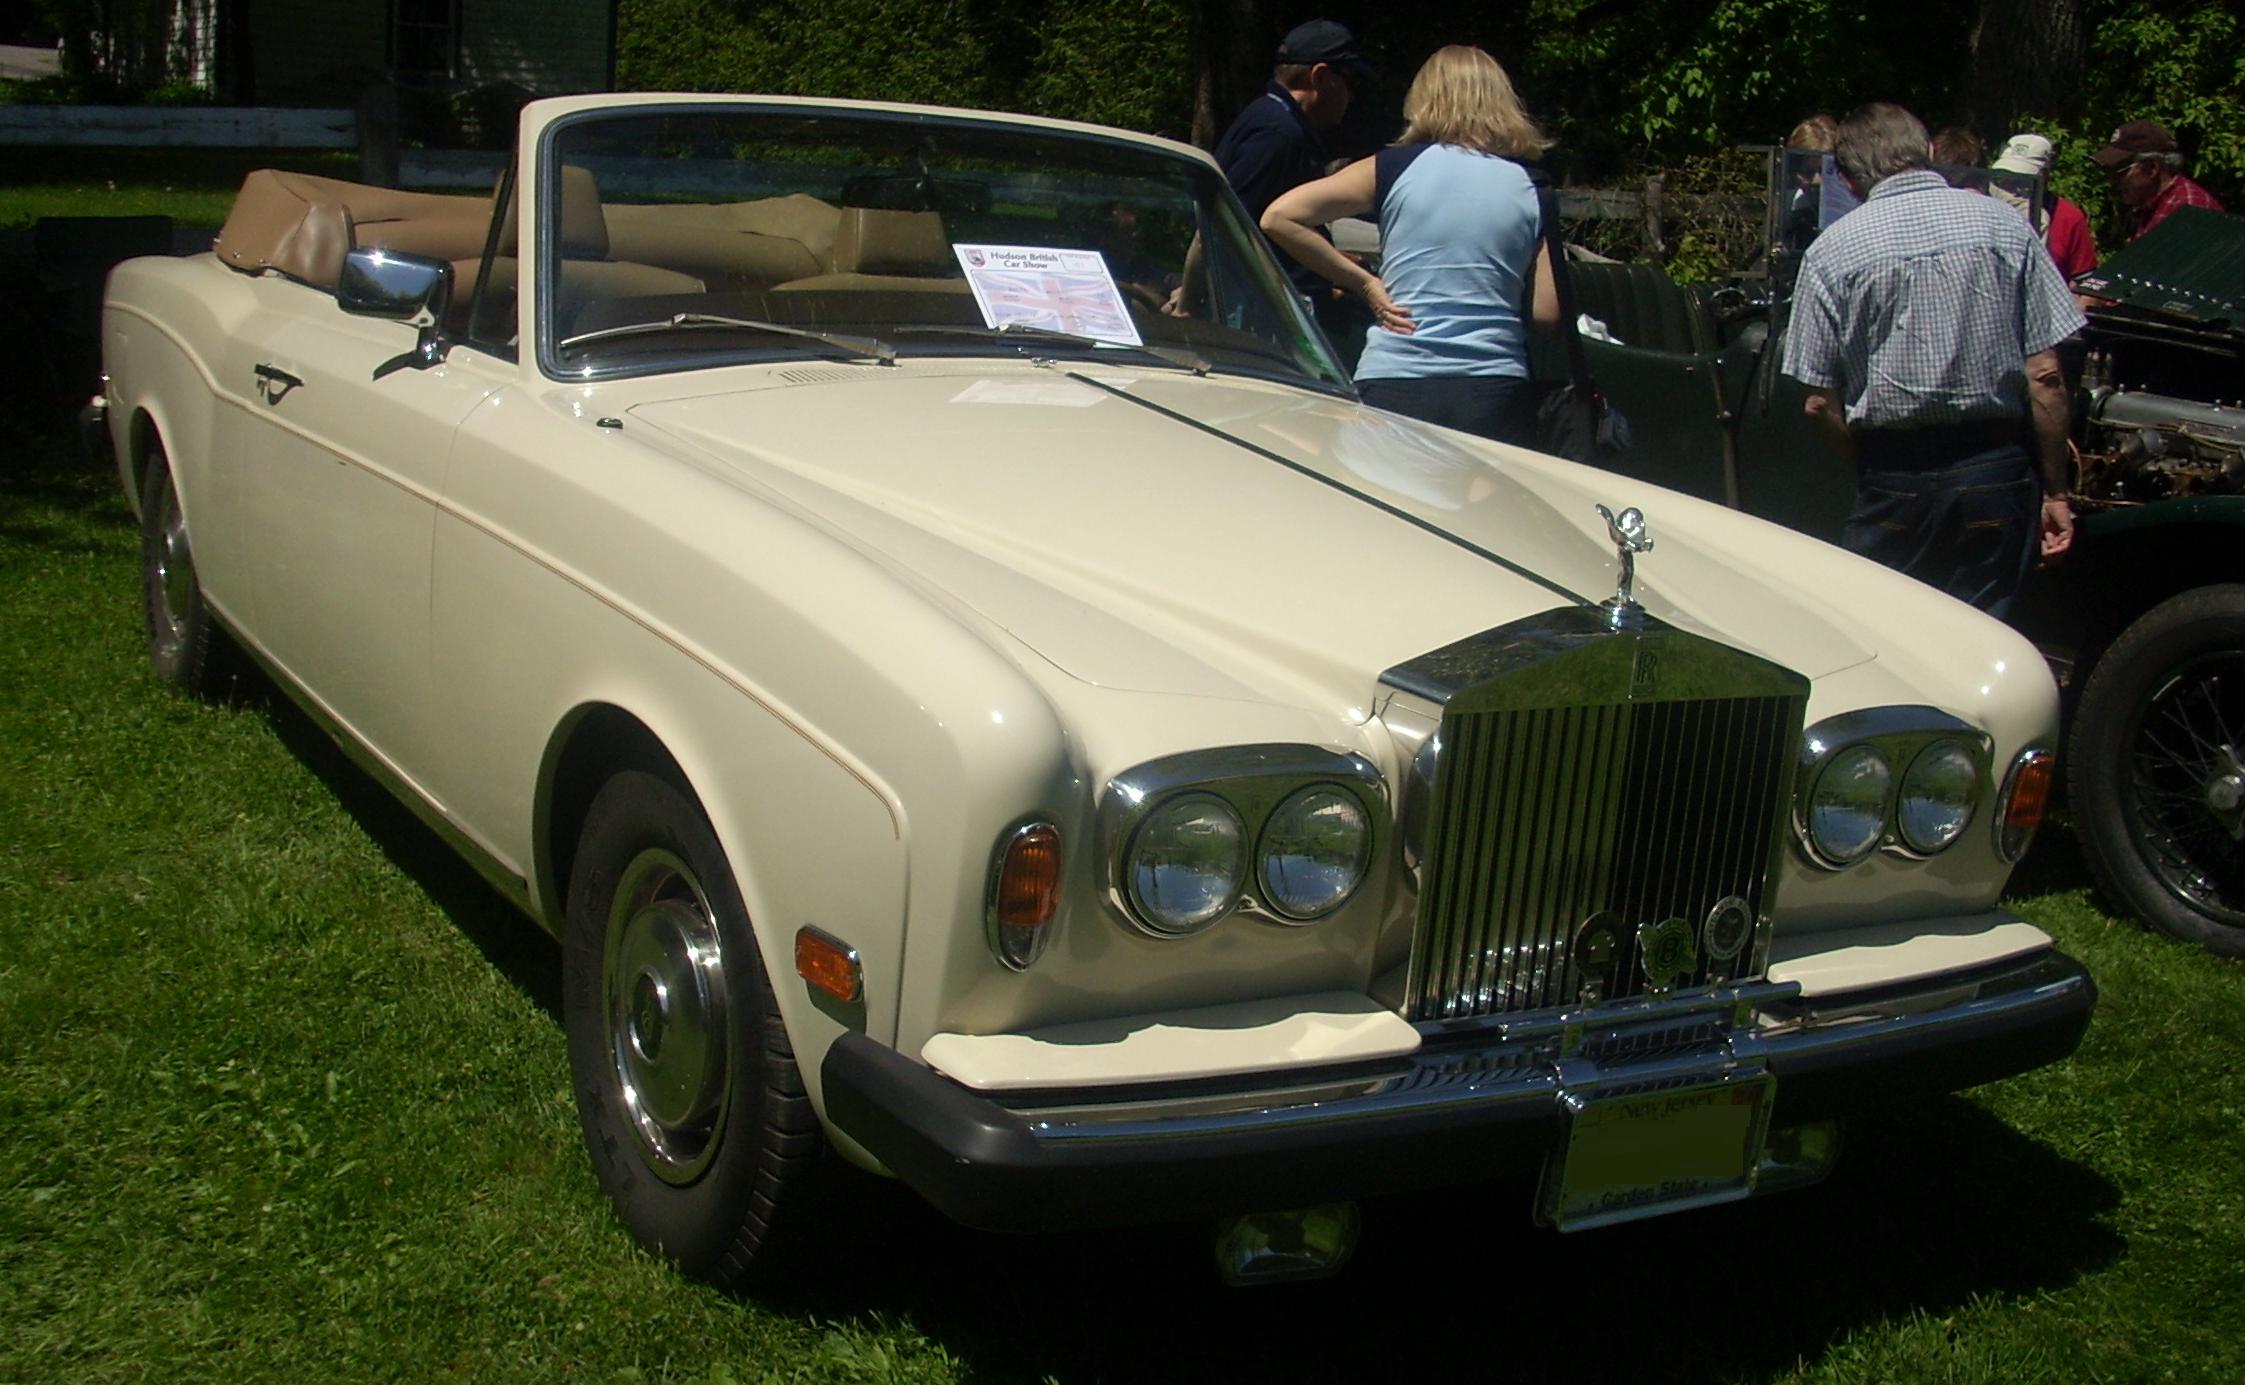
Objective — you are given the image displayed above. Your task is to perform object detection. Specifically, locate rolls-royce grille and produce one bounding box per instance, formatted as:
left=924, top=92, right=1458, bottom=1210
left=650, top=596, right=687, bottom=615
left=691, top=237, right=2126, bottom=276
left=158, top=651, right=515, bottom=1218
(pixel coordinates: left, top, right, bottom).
left=1405, top=692, right=1800, bottom=1021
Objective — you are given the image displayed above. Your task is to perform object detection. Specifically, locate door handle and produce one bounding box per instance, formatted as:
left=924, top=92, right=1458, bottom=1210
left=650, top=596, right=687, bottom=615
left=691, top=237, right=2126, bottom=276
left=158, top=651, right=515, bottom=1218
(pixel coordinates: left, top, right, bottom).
left=254, top=363, right=304, bottom=402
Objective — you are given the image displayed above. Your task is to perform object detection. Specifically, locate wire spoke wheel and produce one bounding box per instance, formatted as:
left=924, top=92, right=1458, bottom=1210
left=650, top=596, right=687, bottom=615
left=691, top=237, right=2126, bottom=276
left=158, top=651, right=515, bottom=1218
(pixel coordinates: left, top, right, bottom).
left=2073, top=584, right=2245, bottom=957
left=2124, top=657, right=2245, bottom=926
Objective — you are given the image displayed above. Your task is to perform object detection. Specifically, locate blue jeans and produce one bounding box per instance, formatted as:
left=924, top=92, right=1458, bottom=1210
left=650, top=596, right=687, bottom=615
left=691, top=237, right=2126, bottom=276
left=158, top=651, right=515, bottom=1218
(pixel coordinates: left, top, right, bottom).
left=1358, top=375, right=1538, bottom=448
left=1845, top=440, right=2039, bottom=620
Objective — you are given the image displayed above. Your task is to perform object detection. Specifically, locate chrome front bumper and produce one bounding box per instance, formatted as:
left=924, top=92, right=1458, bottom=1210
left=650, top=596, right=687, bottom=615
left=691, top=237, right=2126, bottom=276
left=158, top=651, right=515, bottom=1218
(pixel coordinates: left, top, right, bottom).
left=823, top=942, right=2093, bottom=1234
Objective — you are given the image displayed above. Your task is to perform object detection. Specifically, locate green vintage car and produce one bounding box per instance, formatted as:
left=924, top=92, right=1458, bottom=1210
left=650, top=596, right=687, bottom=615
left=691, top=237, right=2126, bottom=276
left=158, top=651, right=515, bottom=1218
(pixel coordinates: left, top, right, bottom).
left=1571, top=161, right=2245, bottom=959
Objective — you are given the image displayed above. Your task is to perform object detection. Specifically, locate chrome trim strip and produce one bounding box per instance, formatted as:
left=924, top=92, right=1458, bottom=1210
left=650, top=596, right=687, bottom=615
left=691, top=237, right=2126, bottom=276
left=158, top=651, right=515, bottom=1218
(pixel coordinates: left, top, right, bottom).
left=1729, top=952, right=2087, bottom=1061
left=1005, top=978, right=1797, bottom=1131
left=1023, top=1059, right=1561, bottom=1141
left=1423, top=978, right=1800, bottom=1046
left=1003, top=948, right=2085, bottom=1140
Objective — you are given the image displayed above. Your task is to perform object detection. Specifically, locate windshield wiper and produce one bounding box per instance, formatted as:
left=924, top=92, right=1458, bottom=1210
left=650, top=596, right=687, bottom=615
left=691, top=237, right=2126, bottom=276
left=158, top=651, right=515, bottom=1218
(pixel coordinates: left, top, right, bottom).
left=558, top=313, right=896, bottom=366
left=891, top=323, right=1210, bottom=375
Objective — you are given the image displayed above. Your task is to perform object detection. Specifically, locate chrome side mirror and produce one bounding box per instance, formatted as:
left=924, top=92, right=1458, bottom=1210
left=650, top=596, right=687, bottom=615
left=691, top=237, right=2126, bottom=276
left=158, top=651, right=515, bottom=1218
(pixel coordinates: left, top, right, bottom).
left=338, top=247, right=454, bottom=379
left=340, top=247, right=451, bottom=322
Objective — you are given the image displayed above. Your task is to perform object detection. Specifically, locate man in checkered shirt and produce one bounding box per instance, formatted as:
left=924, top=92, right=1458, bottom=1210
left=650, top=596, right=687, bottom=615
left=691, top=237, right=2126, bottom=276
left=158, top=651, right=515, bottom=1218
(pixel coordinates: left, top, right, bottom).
left=1782, top=103, right=2085, bottom=619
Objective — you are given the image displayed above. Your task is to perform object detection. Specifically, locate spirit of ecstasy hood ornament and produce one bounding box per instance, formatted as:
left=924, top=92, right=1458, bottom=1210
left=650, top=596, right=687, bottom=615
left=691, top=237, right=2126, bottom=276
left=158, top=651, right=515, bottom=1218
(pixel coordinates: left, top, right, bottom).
left=1595, top=504, right=1654, bottom=629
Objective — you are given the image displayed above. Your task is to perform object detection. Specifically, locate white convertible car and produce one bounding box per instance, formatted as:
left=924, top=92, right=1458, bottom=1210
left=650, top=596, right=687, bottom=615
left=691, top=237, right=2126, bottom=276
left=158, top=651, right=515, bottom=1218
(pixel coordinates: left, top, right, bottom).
left=97, top=93, right=2093, bottom=1285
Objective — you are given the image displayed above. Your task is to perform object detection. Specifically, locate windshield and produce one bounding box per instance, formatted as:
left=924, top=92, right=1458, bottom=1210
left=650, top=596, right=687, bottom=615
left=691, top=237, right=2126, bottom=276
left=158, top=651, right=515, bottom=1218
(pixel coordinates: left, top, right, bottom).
left=534, top=104, right=1350, bottom=391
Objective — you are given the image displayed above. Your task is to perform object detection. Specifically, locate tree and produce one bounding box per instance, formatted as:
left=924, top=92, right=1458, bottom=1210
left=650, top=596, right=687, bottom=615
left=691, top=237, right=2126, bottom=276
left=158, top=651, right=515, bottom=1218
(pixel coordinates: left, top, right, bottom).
left=1962, top=0, right=2087, bottom=144
left=1189, top=0, right=1273, bottom=148
left=37, top=0, right=175, bottom=95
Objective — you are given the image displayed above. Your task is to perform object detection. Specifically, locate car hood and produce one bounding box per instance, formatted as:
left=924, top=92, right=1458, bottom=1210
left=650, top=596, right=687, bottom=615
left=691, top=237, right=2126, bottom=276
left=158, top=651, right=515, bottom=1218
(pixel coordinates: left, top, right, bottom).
left=627, top=366, right=1876, bottom=711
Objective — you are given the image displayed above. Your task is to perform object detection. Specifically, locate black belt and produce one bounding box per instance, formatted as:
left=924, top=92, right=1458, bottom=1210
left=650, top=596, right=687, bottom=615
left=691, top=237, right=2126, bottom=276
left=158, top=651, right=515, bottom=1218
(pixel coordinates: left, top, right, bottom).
left=1855, top=418, right=2027, bottom=472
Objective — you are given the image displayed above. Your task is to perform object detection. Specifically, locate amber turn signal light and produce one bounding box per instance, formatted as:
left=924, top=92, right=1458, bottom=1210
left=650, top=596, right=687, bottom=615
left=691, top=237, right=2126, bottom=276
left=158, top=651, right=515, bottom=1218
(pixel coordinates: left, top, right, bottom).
left=995, top=823, right=1062, bottom=928
left=1997, top=748, right=2055, bottom=862
left=794, top=926, right=862, bottom=1003
left=988, top=821, right=1061, bottom=970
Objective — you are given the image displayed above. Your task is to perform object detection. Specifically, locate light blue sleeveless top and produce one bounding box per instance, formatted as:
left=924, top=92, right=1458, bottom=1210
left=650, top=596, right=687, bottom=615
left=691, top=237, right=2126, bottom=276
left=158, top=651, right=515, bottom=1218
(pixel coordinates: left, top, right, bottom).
left=1355, top=144, right=1541, bottom=381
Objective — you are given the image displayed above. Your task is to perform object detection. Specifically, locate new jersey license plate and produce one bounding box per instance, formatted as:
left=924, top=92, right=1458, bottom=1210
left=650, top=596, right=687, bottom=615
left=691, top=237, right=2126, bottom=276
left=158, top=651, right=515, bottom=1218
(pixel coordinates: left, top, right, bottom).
left=1538, top=1072, right=1774, bottom=1232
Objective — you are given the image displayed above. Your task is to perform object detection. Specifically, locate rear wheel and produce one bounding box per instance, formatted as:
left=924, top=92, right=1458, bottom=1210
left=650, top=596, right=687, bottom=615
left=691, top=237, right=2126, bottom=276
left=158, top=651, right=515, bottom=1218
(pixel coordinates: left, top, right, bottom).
left=139, top=441, right=227, bottom=695
left=562, top=769, right=821, bottom=1284
left=2071, top=584, right=2245, bottom=957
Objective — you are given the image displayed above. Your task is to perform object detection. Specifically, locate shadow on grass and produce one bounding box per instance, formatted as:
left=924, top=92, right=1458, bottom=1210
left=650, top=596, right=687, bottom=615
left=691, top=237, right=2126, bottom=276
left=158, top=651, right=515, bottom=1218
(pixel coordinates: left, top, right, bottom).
left=4, top=397, right=554, bottom=1018
left=0, top=415, right=136, bottom=549
left=221, top=655, right=565, bottom=1022
left=2005, top=814, right=2096, bottom=901
left=751, top=1094, right=2121, bottom=1383
left=0, top=512, right=126, bottom=556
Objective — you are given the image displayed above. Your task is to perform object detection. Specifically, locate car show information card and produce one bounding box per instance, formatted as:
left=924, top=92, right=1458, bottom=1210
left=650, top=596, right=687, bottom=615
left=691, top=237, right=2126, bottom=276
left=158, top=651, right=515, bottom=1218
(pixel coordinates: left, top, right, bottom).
left=951, top=244, right=1143, bottom=347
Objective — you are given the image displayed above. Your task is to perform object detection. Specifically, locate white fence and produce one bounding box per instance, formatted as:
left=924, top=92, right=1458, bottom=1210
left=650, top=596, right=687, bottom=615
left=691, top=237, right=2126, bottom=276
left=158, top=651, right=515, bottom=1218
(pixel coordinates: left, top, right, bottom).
left=0, top=101, right=509, bottom=190
left=0, top=104, right=356, bottom=148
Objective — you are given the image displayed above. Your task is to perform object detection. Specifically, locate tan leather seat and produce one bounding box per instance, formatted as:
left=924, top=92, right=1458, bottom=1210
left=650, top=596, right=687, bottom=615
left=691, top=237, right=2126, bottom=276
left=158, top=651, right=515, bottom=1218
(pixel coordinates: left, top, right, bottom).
left=454, top=165, right=705, bottom=330
left=776, top=207, right=966, bottom=293
left=603, top=194, right=839, bottom=289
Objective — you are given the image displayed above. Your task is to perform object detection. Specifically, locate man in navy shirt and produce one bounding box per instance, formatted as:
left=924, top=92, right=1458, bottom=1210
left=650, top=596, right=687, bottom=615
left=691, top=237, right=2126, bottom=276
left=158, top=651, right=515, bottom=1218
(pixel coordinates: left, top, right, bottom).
left=1199, top=20, right=1372, bottom=307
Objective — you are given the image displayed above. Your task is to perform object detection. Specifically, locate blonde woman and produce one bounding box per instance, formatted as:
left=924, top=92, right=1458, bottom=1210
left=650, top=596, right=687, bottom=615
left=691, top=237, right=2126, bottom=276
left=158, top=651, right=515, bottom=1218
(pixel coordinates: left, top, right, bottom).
left=1262, top=45, right=1560, bottom=444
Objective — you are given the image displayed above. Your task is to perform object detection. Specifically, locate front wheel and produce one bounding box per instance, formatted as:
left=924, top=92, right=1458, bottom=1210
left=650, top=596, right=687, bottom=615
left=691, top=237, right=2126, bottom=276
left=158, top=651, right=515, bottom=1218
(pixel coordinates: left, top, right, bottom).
left=139, top=441, right=228, bottom=695
left=2070, top=584, right=2245, bottom=957
left=562, top=769, right=821, bottom=1284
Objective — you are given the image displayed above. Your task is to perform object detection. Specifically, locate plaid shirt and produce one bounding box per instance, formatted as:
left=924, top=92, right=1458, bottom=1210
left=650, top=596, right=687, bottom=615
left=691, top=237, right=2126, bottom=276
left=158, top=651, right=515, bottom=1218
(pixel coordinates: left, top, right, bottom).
left=1782, top=170, right=2084, bottom=429
left=2134, top=171, right=2226, bottom=241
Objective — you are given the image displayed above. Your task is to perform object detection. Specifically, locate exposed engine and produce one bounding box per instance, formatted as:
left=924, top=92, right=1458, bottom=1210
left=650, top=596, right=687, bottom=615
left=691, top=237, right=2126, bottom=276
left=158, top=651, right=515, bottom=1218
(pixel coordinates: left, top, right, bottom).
left=2073, top=344, right=2245, bottom=508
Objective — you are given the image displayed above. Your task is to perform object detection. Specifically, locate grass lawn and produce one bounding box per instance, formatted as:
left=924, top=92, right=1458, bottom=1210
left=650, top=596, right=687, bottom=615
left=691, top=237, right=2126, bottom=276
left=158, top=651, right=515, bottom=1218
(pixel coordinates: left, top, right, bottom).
left=3, top=414, right=2243, bottom=1383
left=0, top=148, right=367, bottom=229
left=4, top=186, right=2245, bottom=1380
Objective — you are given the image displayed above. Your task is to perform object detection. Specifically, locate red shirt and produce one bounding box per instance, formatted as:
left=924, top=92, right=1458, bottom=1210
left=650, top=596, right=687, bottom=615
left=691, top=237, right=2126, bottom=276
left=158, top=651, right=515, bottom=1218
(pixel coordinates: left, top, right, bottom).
left=2046, top=195, right=2098, bottom=280
left=2134, top=172, right=2226, bottom=240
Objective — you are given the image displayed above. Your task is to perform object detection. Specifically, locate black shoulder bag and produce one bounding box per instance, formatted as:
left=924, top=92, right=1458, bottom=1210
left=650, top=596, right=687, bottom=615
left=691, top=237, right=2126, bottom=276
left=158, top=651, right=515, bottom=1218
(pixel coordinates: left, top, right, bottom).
left=1527, top=169, right=1632, bottom=464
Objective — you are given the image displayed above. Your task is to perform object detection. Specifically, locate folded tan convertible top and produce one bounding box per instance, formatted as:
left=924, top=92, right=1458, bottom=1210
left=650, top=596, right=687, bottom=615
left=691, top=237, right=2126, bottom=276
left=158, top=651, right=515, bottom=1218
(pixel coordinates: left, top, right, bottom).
left=213, top=170, right=492, bottom=290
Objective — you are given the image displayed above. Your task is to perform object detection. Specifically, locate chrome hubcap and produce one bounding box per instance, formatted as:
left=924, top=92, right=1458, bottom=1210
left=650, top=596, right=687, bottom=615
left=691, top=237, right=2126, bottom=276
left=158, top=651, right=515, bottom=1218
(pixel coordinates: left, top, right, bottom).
left=2204, top=768, right=2245, bottom=820
left=604, top=849, right=730, bottom=1184
left=154, top=482, right=194, bottom=639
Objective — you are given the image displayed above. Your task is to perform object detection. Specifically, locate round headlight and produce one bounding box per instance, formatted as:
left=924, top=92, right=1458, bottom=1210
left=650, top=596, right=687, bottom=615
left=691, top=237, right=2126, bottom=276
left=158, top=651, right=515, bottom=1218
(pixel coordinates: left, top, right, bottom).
left=1809, top=745, right=1892, bottom=865
left=1126, top=794, right=1246, bottom=935
left=1257, top=786, right=1372, bottom=921
left=1898, top=740, right=1979, bottom=854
